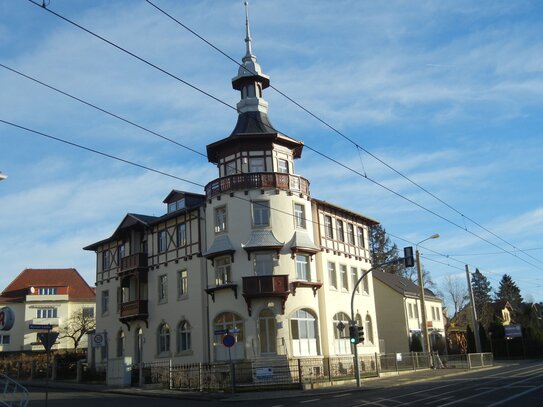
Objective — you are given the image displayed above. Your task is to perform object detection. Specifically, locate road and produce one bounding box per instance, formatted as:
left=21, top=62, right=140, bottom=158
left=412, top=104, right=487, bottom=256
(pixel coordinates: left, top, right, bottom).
left=27, top=360, right=543, bottom=407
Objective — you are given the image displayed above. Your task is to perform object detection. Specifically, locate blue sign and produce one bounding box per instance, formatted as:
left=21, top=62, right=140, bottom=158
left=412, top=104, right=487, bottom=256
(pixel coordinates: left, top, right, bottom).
left=228, top=328, right=241, bottom=334
left=504, top=324, right=522, bottom=338
left=29, top=324, right=53, bottom=330
left=222, top=334, right=236, bottom=348
left=214, top=329, right=228, bottom=335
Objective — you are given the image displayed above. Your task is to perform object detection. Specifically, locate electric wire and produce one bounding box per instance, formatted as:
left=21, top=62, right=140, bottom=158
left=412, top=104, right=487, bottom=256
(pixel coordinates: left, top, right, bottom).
left=24, top=0, right=543, bottom=272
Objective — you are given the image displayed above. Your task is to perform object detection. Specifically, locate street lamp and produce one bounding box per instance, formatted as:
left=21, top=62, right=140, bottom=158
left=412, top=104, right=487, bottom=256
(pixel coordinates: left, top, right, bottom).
left=416, top=233, right=440, bottom=354
left=0, top=172, right=7, bottom=181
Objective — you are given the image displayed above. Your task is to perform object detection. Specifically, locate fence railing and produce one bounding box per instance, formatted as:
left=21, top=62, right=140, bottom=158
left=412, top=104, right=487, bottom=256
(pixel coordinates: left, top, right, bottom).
left=0, top=374, right=28, bottom=407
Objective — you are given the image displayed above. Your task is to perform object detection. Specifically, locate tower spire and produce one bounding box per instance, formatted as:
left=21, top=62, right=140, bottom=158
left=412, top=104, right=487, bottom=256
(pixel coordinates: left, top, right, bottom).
left=244, top=1, right=253, bottom=59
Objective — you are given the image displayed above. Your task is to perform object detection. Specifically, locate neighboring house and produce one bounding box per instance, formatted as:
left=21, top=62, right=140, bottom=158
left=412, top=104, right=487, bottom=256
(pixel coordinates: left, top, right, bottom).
left=372, top=270, right=445, bottom=353
left=0, top=268, right=96, bottom=352
left=84, top=19, right=381, bottom=365
left=490, top=301, right=513, bottom=326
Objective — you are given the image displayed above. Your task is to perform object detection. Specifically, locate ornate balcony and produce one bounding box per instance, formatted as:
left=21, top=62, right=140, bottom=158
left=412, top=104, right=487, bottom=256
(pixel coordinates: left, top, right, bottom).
left=205, top=173, right=310, bottom=198
left=242, top=274, right=290, bottom=316
left=120, top=300, right=148, bottom=324
left=120, top=253, right=148, bottom=274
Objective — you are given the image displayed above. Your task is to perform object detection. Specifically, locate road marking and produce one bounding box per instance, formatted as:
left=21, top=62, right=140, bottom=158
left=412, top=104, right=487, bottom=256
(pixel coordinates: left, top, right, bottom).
left=425, top=396, right=454, bottom=405
left=333, top=393, right=352, bottom=397
left=300, top=399, right=320, bottom=403
left=486, top=383, right=543, bottom=407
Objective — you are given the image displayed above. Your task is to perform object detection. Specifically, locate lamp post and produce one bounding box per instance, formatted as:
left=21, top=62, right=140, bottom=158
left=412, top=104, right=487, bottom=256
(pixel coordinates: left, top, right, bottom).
left=0, top=172, right=7, bottom=181
left=416, top=234, right=440, bottom=354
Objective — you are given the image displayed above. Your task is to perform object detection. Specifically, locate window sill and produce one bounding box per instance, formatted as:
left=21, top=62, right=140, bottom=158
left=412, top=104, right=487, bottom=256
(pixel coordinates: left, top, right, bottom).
left=176, top=350, right=193, bottom=357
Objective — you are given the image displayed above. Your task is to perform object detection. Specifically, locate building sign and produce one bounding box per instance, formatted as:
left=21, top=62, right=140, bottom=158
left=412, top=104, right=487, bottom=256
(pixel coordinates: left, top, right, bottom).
left=504, top=324, right=522, bottom=338
left=0, top=307, right=15, bottom=331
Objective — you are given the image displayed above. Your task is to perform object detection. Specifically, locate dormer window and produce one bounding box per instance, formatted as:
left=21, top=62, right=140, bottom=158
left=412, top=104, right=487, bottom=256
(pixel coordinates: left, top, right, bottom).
left=167, top=198, right=185, bottom=213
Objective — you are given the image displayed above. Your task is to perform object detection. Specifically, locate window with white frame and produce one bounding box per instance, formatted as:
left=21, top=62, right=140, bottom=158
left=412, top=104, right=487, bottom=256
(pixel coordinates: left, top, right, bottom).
left=347, top=223, right=355, bottom=245
left=362, top=274, right=369, bottom=294
left=296, top=254, right=310, bottom=281
left=225, top=160, right=237, bottom=176
left=294, top=203, right=306, bottom=229
left=214, top=206, right=227, bottom=233
left=277, top=158, right=288, bottom=173
left=414, top=305, right=419, bottom=319
left=0, top=335, right=10, bottom=345
left=36, top=308, right=57, bottom=319
left=158, top=229, right=167, bottom=253
left=408, top=303, right=414, bottom=318
left=337, top=220, right=345, bottom=242
left=178, top=269, right=188, bottom=298
left=324, top=215, right=333, bottom=239
left=101, top=290, right=109, bottom=316
left=252, top=200, right=270, bottom=227
left=328, top=262, right=337, bottom=289
left=178, top=223, right=187, bottom=246
left=340, top=265, right=349, bottom=291
left=254, top=253, right=274, bottom=276
left=249, top=157, right=265, bottom=172
left=351, top=267, right=359, bottom=293
left=215, top=256, right=231, bottom=285
left=436, top=307, right=441, bottom=321
left=177, top=320, right=191, bottom=353
left=431, top=307, right=436, bottom=320
left=158, top=323, right=171, bottom=355
left=158, top=274, right=168, bottom=303
left=38, top=287, right=57, bottom=295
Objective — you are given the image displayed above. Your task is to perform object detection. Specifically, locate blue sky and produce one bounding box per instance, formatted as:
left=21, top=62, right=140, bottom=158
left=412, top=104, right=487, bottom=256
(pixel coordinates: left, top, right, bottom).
left=1, top=0, right=542, bottom=308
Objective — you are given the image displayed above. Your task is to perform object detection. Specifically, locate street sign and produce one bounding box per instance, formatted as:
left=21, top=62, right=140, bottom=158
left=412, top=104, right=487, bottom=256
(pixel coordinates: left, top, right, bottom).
left=222, top=334, right=236, bottom=348
left=505, top=324, right=522, bottom=338
left=214, top=329, right=228, bottom=335
left=91, top=332, right=106, bottom=347
left=38, top=332, right=59, bottom=351
left=29, top=324, right=53, bottom=330
left=228, top=328, right=241, bottom=334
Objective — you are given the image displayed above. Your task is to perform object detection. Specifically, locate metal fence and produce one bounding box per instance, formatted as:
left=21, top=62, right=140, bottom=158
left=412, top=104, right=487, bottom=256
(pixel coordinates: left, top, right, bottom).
left=0, top=374, right=28, bottom=407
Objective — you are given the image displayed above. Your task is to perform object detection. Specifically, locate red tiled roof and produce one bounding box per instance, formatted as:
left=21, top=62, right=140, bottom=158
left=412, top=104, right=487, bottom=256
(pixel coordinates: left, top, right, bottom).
left=0, top=268, right=95, bottom=303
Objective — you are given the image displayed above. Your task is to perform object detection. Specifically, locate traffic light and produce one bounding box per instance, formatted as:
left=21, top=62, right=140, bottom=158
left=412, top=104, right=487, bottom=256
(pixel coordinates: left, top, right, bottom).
left=349, top=324, right=359, bottom=344
left=403, top=246, right=415, bottom=268
left=357, top=325, right=365, bottom=343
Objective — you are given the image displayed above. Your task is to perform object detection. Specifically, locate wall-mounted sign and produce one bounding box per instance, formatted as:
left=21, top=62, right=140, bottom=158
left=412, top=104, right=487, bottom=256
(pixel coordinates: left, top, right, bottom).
left=0, top=307, right=15, bottom=331
left=92, top=332, right=106, bottom=347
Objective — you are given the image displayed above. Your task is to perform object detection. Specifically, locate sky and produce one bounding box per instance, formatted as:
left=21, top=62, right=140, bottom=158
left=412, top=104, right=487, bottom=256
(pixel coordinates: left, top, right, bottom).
left=1, top=0, right=542, bottom=309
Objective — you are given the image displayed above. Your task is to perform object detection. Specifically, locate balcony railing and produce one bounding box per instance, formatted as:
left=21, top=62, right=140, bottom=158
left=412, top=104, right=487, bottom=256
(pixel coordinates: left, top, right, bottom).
left=242, top=275, right=290, bottom=316
left=205, top=173, right=310, bottom=198
left=120, top=300, right=148, bottom=321
left=120, top=253, right=148, bottom=273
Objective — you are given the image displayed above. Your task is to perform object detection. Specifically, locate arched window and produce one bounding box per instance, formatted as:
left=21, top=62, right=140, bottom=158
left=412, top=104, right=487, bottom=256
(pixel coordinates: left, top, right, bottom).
left=332, top=312, right=351, bottom=355
left=214, top=312, right=245, bottom=361
left=365, top=315, right=374, bottom=344
left=116, top=330, right=125, bottom=357
left=290, top=309, right=319, bottom=357
left=158, top=323, right=171, bottom=355
left=177, top=321, right=191, bottom=353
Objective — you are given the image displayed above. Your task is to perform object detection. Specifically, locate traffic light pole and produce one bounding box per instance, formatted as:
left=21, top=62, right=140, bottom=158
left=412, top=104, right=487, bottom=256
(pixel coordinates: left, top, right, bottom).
left=350, top=248, right=414, bottom=388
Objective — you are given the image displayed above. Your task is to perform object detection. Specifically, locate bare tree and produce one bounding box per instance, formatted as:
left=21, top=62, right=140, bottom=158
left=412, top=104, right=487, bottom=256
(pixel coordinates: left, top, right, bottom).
left=59, top=308, right=96, bottom=350
left=445, top=275, right=468, bottom=318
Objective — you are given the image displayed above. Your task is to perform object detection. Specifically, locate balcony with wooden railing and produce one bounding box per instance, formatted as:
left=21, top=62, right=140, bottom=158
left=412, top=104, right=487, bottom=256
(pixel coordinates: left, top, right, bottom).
left=120, top=253, right=148, bottom=274
left=120, top=300, right=148, bottom=323
left=242, top=274, right=290, bottom=316
left=205, top=173, right=310, bottom=198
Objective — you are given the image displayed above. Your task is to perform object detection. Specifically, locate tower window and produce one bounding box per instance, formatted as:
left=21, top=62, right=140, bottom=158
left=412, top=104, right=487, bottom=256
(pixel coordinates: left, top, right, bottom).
left=215, top=206, right=227, bottom=233
left=294, top=203, right=306, bottom=229
left=249, top=157, right=265, bottom=172
left=278, top=159, right=288, bottom=173
left=252, top=200, right=270, bottom=227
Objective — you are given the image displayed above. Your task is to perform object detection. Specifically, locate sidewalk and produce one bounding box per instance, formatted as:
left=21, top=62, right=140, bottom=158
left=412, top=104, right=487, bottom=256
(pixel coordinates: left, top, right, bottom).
left=24, top=364, right=503, bottom=402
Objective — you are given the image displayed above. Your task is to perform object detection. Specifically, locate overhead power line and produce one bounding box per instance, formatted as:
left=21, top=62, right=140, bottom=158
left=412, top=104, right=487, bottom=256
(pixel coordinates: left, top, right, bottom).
left=25, top=0, right=543, bottom=272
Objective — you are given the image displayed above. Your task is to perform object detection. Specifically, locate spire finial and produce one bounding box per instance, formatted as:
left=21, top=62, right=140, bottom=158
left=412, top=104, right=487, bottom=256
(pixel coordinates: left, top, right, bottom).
left=244, top=1, right=253, bottom=58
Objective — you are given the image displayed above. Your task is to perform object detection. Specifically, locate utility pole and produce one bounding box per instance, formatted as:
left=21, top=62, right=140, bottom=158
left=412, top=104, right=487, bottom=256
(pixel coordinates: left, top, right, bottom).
left=465, top=265, right=482, bottom=353
left=416, top=248, right=431, bottom=354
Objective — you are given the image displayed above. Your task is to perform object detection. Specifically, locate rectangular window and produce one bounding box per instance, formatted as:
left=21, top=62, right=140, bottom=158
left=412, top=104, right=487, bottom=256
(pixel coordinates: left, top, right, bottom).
left=36, top=308, right=57, bottom=318
left=277, top=158, right=288, bottom=173
left=254, top=253, right=274, bottom=275
left=328, top=262, right=337, bottom=289
left=408, top=303, right=414, bottom=318
left=1, top=335, right=10, bottom=345
left=337, top=220, right=345, bottom=242
left=178, top=269, right=188, bottom=298
left=82, top=307, right=94, bottom=318
left=225, top=160, right=237, bottom=176
left=38, top=287, right=57, bottom=295
left=294, top=203, right=306, bottom=229
left=362, top=274, right=369, bottom=294
left=436, top=307, right=441, bottom=321
left=296, top=254, right=310, bottom=281
left=340, top=265, right=348, bottom=291
left=102, top=251, right=111, bottom=271
left=215, top=206, right=227, bottom=233
left=347, top=223, right=355, bottom=245
left=215, top=257, right=231, bottom=285
left=324, top=215, right=333, bottom=239
left=178, top=223, right=187, bottom=246
left=249, top=157, right=265, bottom=172
left=158, top=274, right=168, bottom=303
left=252, top=201, right=270, bottom=227
left=168, top=202, right=177, bottom=213
left=357, top=227, right=365, bottom=248
left=414, top=305, right=419, bottom=319
left=351, top=267, right=359, bottom=293
left=101, top=290, right=109, bottom=316
left=158, top=229, right=167, bottom=253
left=118, top=244, right=125, bottom=268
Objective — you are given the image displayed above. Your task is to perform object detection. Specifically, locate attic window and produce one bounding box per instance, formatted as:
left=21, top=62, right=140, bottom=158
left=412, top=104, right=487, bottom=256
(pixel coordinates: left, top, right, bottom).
left=168, top=198, right=186, bottom=213
left=38, top=288, right=57, bottom=295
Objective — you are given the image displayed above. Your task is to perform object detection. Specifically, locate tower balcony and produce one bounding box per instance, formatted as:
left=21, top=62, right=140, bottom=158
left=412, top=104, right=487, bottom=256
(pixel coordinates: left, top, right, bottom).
left=205, top=173, right=310, bottom=198
left=242, top=274, right=290, bottom=316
